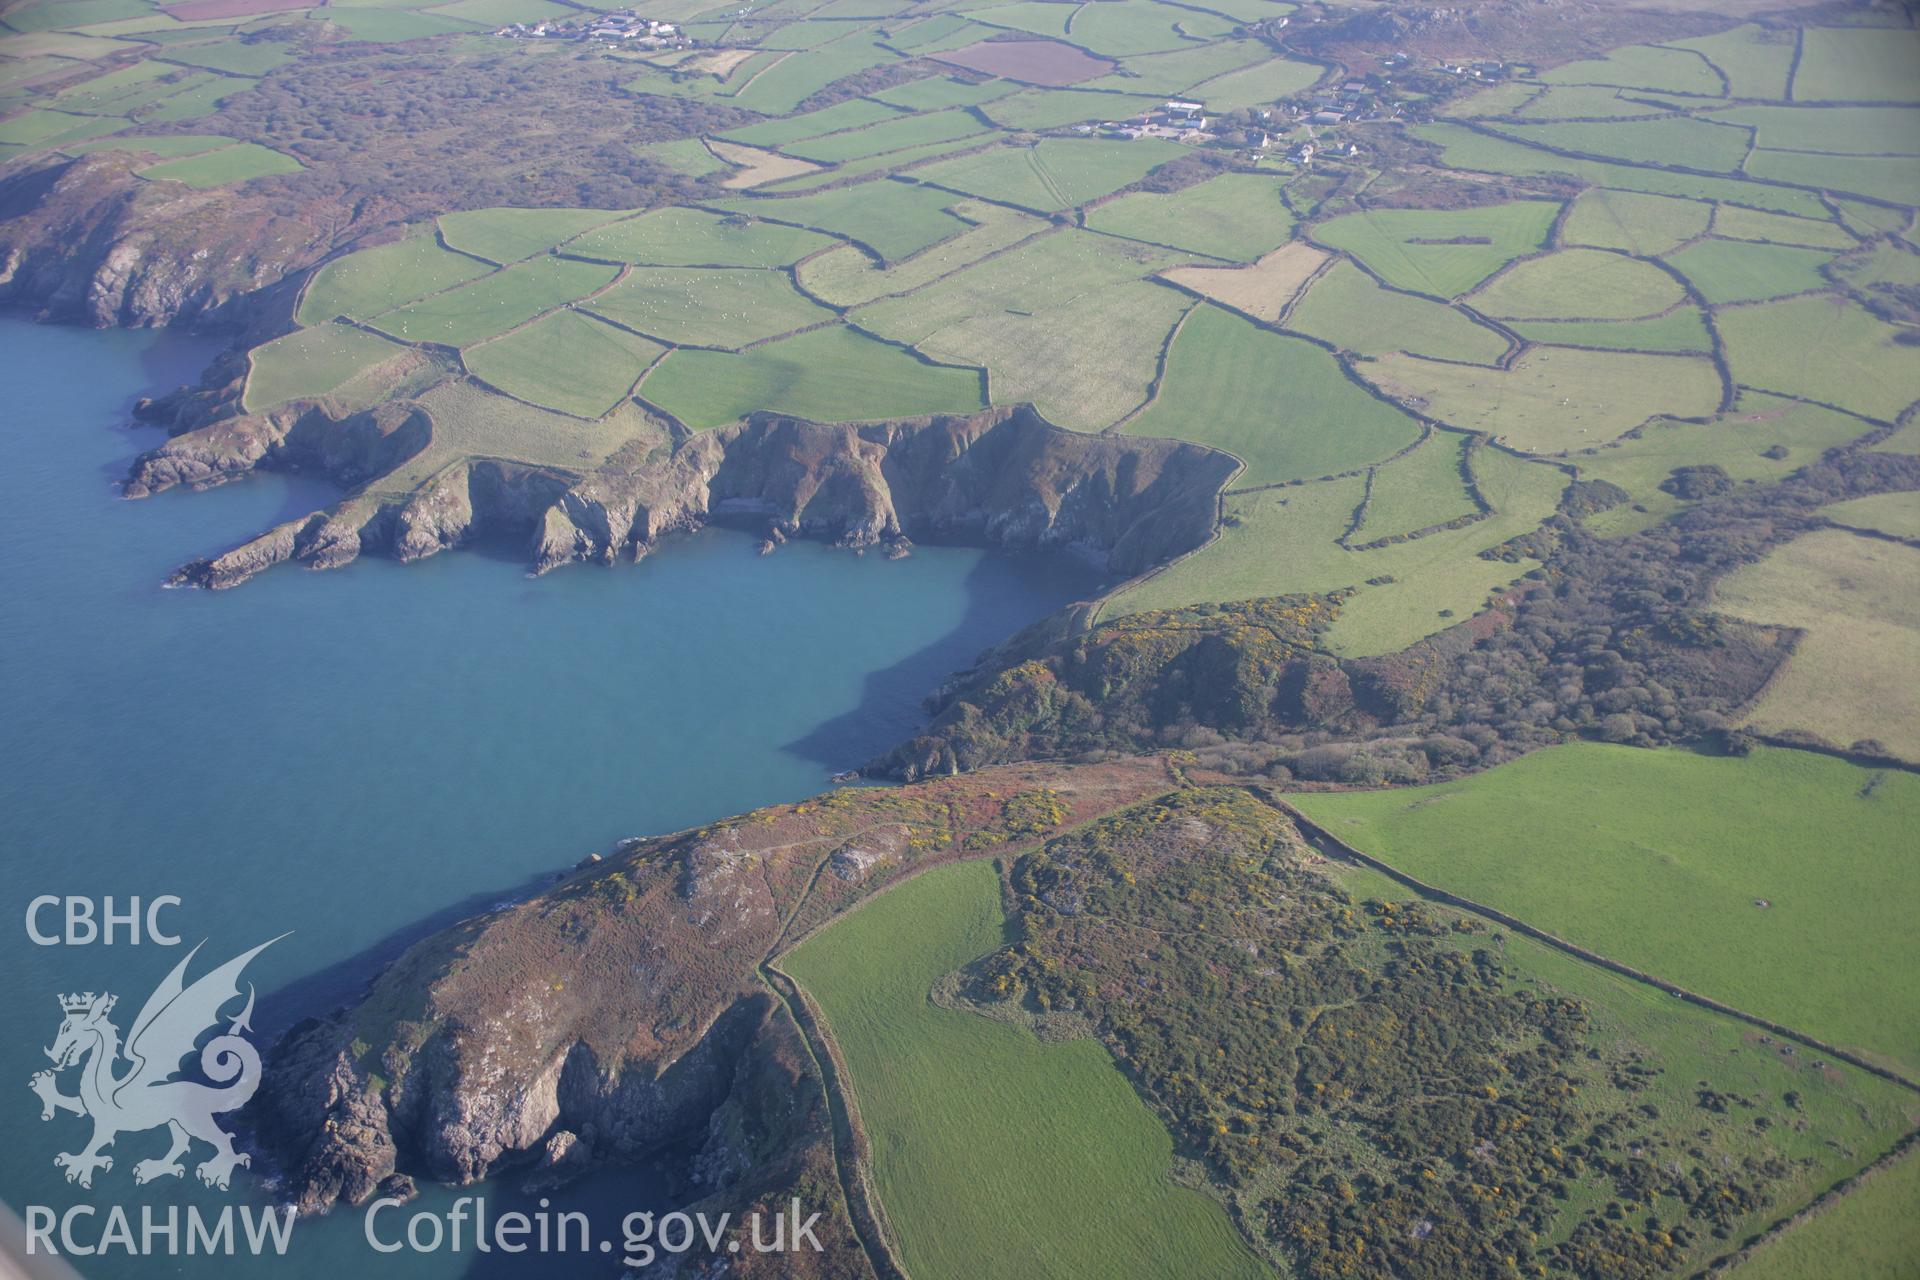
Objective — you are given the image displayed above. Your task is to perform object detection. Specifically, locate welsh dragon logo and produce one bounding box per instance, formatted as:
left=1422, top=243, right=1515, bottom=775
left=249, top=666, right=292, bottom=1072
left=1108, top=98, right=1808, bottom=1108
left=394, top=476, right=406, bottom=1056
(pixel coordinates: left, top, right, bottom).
left=28, top=937, right=281, bottom=1191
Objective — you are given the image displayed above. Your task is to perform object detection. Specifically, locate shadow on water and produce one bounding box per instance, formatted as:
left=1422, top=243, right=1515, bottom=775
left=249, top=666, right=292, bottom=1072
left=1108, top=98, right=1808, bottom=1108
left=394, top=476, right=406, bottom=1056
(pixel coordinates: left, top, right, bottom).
left=782, top=544, right=1104, bottom=773
left=252, top=534, right=1101, bottom=1032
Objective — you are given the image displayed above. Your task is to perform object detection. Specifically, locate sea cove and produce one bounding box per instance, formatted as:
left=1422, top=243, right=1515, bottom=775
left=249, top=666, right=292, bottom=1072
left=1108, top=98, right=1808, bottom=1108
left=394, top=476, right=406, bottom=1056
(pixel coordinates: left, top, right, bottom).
left=0, top=313, right=1095, bottom=1276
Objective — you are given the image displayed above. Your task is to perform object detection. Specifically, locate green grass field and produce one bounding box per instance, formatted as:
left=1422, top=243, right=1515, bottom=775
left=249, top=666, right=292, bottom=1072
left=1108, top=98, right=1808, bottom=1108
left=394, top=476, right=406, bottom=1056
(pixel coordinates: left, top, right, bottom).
left=1082, top=172, right=1294, bottom=261
left=1791, top=27, right=1920, bottom=102
left=1468, top=247, right=1687, bottom=319
left=583, top=266, right=832, bottom=348
left=1080, top=39, right=1268, bottom=95
left=1362, top=345, right=1722, bottom=453
left=1107, top=445, right=1567, bottom=653
left=1717, top=294, right=1920, bottom=423
left=639, top=323, right=984, bottom=429
left=1820, top=490, right=1920, bottom=540
left=1744, top=149, right=1920, bottom=209
left=1831, top=241, right=1920, bottom=296
left=620, top=61, right=753, bottom=104
left=781, top=108, right=990, bottom=164
left=135, top=142, right=302, bottom=188
left=1665, top=237, right=1836, bottom=304
left=1490, top=116, right=1752, bottom=173
left=1710, top=202, right=1857, bottom=250
left=885, top=13, right=997, bottom=52
left=710, top=181, right=975, bottom=261
left=321, top=8, right=481, bottom=41
left=732, top=17, right=856, bottom=50
left=0, top=57, right=76, bottom=94
left=1185, top=55, right=1322, bottom=111
left=373, top=380, right=662, bottom=495
left=0, top=31, right=138, bottom=60
left=50, top=61, right=189, bottom=115
left=1715, top=529, right=1920, bottom=763
left=429, top=0, right=574, bottom=24
left=298, top=235, right=495, bottom=326
left=1064, top=0, right=1202, bottom=55
left=968, top=1, right=1073, bottom=38
left=1503, top=84, right=1658, bottom=119
left=763, top=135, right=993, bottom=192
left=369, top=255, right=618, bottom=347
left=1286, top=259, right=1510, bottom=363
left=1574, top=390, right=1871, bottom=535
left=135, top=77, right=233, bottom=123
left=1557, top=188, right=1717, bottom=256
left=156, top=37, right=294, bottom=76
left=1708, top=104, right=1920, bottom=157
left=853, top=229, right=1190, bottom=344
left=869, top=75, right=1018, bottom=112
left=437, top=206, right=629, bottom=265
left=912, top=137, right=1184, bottom=214
left=795, top=202, right=1045, bottom=308
left=1666, top=24, right=1794, bottom=100
left=1310, top=200, right=1559, bottom=298
left=1354, top=431, right=1477, bottom=541
left=2, top=0, right=152, bottom=32
left=782, top=860, right=1266, bottom=1280
left=734, top=40, right=900, bottom=115
left=719, top=98, right=903, bottom=149
left=462, top=308, right=664, bottom=418
left=919, top=278, right=1194, bottom=431
left=1510, top=308, right=1712, bottom=353
left=1416, top=124, right=1829, bottom=217
left=1733, top=1149, right=1920, bottom=1280
left=244, top=322, right=414, bottom=412
left=1292, top=743, right=1920, bottom=1074
left=631, top=137, right=728, bottom=179
left=1123, top=303, right=1421, bottom=487
left=568, top=207, right=837, bottom=267
left=980, top=88, right=1161, bottom=131
left=1539, top=43, right=1726, bottom=95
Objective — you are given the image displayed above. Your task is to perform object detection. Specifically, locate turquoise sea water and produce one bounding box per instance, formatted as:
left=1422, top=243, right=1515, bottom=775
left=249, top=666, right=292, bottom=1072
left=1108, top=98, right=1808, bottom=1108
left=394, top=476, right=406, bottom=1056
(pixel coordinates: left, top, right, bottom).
left=0, top=315, right=1096, bottom=1276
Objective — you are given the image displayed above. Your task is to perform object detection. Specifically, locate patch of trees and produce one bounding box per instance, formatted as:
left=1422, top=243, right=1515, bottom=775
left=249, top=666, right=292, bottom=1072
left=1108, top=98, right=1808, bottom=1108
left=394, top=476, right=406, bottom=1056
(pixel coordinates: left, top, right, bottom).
left=200, top=44, right=752, bottom=216
left=969, top=788, right=1801, bottom=1280
left=870, top=450, right=1920, bottom=785
left=1659, top=465, right=1732, bottom=500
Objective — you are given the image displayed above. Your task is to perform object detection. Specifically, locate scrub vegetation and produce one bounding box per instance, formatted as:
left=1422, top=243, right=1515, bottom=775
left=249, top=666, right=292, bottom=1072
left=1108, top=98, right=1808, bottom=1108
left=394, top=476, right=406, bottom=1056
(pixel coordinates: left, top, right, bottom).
left=13, top=7, right=1920, bottom=1276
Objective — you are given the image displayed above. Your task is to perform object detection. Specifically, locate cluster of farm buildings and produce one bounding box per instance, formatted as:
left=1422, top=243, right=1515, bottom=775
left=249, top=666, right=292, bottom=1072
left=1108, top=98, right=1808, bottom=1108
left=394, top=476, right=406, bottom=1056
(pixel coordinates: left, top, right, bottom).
left=1098, top=99, right=1222, bottom=143
left=1068, top=65, right=1410, bottom=164
left=492, top=9, right=688, bottom=49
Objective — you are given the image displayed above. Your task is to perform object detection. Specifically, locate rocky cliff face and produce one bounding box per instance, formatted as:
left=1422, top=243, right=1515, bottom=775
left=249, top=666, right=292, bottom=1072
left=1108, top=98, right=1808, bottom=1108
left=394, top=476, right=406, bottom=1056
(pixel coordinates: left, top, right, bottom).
left=542, top=406, right=1237, bottom=576
left=253, top=758, right=1174, bottom=1278
left=135, top=397, right=1240, bottom=591
left=0, top=154, right=337, bottom=330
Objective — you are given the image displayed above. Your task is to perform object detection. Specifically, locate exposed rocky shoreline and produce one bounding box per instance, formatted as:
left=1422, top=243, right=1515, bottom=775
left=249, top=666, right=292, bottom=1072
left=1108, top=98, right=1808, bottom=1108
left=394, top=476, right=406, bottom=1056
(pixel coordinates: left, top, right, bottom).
left=250, top=758, right=1177, bottom=1280
left=130, top=398, right=1239, bottom=593
left=0, top=151, right=347, bottom=331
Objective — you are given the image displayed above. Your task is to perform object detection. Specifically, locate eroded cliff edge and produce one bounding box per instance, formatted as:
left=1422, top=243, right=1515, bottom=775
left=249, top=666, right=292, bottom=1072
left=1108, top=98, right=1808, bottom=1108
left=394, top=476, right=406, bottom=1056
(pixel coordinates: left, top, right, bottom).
left=128, top=398, right=1240, bottom=593
left=0, top=153, right=340, bottom=330
left=254, top=759, right=1178, bottom=1280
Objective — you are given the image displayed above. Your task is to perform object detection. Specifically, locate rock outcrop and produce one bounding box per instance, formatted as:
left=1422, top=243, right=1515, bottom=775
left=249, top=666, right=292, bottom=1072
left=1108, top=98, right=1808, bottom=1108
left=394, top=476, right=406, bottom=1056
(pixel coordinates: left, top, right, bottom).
left=252, top=758, right=1173, bottom=1277
left=125, top=399, right=432, bottom=499
left=137, top=399, right=1240, bottom=591
left=0, top=154, right=332, bottom=330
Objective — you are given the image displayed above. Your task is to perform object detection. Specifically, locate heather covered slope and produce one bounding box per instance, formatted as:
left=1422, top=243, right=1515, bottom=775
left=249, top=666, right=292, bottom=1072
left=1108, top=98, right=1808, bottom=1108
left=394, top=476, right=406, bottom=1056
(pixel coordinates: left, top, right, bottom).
left=5, top=0, right=1919, bottom=1276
